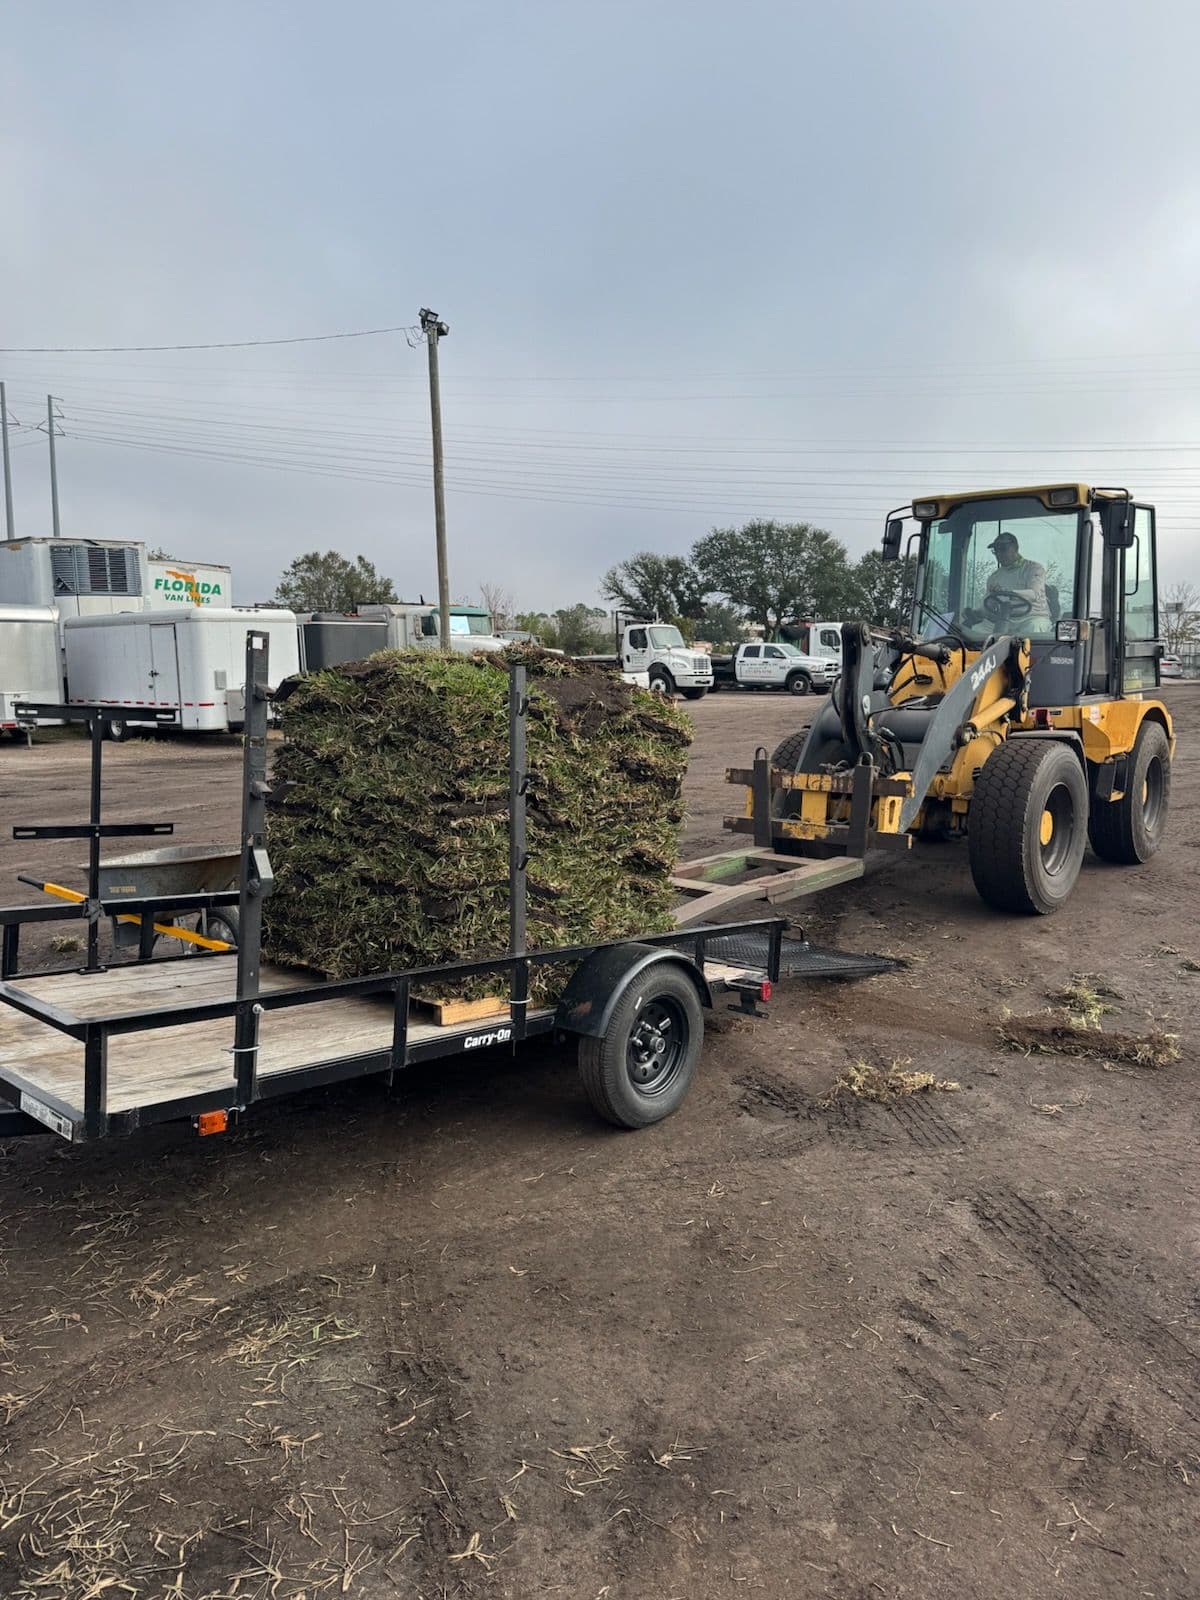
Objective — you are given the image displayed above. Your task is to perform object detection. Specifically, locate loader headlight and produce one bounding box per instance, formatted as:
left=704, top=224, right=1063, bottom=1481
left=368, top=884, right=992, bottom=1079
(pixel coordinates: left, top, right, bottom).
left=1047, top=487, right=1079, bottom=507
left=912, top=500, right=939, bottom=519
left=1055, top=619, right=1080, bottom=642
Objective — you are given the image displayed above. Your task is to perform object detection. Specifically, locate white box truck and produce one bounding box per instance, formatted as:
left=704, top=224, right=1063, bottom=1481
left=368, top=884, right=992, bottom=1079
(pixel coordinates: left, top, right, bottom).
left=147, top=557, right=233, bottom=609
left=64, top=609, right=300, bottom=739
left=0, top=606, right=63, bottom=736
left=0, top=539, right=148, bottom=648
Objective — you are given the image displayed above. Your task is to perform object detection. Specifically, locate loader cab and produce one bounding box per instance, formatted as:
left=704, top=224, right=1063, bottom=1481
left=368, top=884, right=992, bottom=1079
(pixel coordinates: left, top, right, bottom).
left=907, top=485, right=1160, bottom=705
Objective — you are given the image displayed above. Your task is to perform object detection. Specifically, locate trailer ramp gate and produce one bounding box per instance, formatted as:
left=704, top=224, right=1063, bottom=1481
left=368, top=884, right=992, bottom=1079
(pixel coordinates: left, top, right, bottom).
left=694, top=925, right=898, bottom=981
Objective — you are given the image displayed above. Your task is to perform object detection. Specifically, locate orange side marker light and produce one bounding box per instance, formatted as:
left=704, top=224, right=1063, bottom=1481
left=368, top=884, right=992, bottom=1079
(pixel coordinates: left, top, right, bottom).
left=197, top=1110, right=229, bottom=1136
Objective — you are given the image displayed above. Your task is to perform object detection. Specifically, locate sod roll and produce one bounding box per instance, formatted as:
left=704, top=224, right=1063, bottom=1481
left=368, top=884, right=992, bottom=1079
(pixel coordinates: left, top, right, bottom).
left=262, top=648, right=692, bottom=988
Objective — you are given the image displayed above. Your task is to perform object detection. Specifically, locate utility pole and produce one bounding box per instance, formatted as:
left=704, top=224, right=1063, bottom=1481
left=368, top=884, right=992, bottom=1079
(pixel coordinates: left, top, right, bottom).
left=419, top=308, right=451, bottom=649
left=0, top=382, right=14, bottom=541
left=47, top=394, right=61, bottom=538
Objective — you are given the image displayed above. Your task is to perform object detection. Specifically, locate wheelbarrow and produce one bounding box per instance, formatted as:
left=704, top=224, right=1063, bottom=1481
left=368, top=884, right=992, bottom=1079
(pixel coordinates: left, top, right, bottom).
left=21, top=846, right=241, bottom=955
left=96, top=846, right=241, bottom=951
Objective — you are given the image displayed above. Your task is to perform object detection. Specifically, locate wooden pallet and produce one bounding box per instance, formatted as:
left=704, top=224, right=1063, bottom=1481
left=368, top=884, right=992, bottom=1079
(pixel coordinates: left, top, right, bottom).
left=671, top=847, right=866, bottom=924
left=411, top=993, right=512, bottom=1026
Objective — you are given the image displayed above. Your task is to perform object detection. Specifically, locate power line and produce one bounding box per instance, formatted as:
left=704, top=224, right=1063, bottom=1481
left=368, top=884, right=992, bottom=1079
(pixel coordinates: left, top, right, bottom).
left=0, top=324, right=417, bottom=354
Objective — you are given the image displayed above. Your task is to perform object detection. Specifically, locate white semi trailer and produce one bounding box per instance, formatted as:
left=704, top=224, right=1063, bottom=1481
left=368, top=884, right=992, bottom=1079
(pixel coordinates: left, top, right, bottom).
left=0, top=606, right=62, bottom=737
left=64, top=609, right=300, bottom=739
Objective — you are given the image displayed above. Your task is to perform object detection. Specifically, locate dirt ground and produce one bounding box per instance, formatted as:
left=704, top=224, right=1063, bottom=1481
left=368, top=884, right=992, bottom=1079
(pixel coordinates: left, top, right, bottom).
left=1, top=687, right=1198, bottom=1599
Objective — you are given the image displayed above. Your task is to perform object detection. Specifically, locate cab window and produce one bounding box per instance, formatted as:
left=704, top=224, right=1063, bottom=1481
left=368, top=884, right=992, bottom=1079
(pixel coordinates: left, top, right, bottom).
left=742, top=645, right=760, bottom=659
left=627, top=627, right=647, bottom=650
left=764, top=646, right=785, bottom=659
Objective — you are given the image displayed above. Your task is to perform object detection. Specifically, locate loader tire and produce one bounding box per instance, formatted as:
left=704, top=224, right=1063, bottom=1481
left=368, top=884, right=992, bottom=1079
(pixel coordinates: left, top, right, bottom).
left=1087, top=720, right=1170, bottom=864
left=968, top=740, right=1088, bottom=915
left=770, top=730, right=811, bottom=773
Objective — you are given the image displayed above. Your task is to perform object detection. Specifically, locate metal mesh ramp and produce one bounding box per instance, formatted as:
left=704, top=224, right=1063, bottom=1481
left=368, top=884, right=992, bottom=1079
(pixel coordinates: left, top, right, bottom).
left=695, top=926, right=898, bottom=980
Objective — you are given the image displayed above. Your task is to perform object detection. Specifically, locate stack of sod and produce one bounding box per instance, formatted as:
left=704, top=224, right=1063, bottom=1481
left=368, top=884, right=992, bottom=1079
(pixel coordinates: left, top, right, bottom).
left=261, top=647, right=692, bottom=990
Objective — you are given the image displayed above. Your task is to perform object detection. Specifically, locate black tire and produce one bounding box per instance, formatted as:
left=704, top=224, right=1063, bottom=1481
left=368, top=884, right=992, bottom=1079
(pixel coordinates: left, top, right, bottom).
left=968, top=740, right=1088, bottom=914
left=1088, top=720, right=1171, bottom=864
left=205, top=910, right=240, bottom=949
left=786, top=672, right=811, bottom=697
left=578, top=966, right=704, bottom=1129
left=770, top=729, right=811, bottom=773
left=106, top=717, right=131, bottom=742
left=648, top=668, right=675, bottom=697
left=681, top=687, right=708, bottom=701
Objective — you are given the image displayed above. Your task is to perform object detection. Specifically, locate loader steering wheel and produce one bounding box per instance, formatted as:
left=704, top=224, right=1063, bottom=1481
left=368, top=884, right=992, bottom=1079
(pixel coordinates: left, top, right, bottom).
left=983, top=590, right=1033, bottom=622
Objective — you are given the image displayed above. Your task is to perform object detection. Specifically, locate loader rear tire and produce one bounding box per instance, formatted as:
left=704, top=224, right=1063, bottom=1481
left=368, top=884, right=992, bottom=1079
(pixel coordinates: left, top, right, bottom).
left=1087, top=720, right=1171, bottom=864
left=969, top=740, right=1088, bottom=914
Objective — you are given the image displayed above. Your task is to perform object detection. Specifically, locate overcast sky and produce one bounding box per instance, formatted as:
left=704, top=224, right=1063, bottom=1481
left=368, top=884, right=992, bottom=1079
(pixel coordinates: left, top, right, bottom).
left=3, top=0, right=1198, bottom=610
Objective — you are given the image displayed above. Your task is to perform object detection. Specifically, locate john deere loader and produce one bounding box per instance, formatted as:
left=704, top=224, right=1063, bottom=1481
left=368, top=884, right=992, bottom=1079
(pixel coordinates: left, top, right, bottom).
left=713, top=485, right=1174, bottom=916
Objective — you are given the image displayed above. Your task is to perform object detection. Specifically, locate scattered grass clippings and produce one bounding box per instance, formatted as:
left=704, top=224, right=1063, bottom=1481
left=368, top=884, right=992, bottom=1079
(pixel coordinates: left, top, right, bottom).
left=820, top=1058, right=960, bottom=1107
left=1000, top=1012, right=1180, bottom=1069
left=49, top=936, right=81, bottom=955
left=1049, top=975, right=1120, bottom=1029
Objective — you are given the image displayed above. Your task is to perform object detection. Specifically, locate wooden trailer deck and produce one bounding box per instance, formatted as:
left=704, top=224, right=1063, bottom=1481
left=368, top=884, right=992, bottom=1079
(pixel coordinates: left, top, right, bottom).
left=0, top=956, right=533, bottom=1115
left=0, top=951, right=765, bottom=1120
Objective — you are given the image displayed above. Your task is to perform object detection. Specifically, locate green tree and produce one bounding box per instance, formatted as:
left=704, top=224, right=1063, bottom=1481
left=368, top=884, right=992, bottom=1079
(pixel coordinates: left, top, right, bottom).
left=515, top=604, right=611, bottom=655
left=600, top=552, right=706, bottom=620
left=849, top=550, right=917, bottom=626
left=693, top=601, right=747, bottom=651
left=692, top=521, right=854, bottom=633
left=274, top=551, right=398, bottom=613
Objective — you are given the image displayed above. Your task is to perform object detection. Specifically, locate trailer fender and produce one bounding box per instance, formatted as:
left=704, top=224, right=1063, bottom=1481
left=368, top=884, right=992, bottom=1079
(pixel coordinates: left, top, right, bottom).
left=556, top=944, right=712, bottom=1040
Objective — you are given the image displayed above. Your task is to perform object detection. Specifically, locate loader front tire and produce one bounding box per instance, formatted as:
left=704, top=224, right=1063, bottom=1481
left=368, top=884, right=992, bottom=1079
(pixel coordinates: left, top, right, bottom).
left=1087, top=721, right=1170, bottom=865
left=968, top=740, right=1088, bottom=915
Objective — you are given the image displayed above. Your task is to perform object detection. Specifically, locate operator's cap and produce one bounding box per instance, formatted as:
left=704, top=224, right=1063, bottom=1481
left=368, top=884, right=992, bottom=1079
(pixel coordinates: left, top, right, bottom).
left=988, top=531, right=1019, bottom=552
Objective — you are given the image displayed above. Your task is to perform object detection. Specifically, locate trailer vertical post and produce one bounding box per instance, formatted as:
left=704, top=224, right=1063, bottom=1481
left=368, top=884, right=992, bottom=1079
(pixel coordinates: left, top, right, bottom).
left=508, top=664, right=529, bottom=1040
left=232, top=633, right=271, bottom=1104
left=85, top=712, right=104, bottom=972
left=82, top=1026, right=108, bottom=1138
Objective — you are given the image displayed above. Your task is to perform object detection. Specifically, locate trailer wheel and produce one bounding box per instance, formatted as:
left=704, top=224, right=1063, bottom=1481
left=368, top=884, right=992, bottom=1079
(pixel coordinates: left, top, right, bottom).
left=786, top=671, right=811, bottom=696
left=1087, top=721, right=1171, bottom=864
left=968, top=739, right=1088, bottom=914
left=578, top=967, right=703, bottom=1128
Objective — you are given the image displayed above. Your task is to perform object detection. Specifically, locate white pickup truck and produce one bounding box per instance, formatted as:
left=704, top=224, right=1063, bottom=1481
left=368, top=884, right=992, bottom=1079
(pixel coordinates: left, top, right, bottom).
left=580, top=620, right=713, bottom=699
left=711, top=641, right=837, bottom=695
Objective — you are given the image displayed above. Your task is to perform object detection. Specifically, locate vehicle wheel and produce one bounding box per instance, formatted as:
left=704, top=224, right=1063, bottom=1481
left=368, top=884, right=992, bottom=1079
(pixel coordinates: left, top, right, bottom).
left=681, top=687, right=708, bottom=701
left=577, top=967, right=703, bottom=1129
left=648, top=668, right=675, bottom=697
left=205, top=910, right=240, bottom=950
left=770, top=730, right=811, bottom=773
left=968, top=739, right=1088, bottom=914
left=1088, top=720, right=1171, bottom=864
left=106, top=717, right=130, bottom=742
left=786, top=672, right=811, bottom=696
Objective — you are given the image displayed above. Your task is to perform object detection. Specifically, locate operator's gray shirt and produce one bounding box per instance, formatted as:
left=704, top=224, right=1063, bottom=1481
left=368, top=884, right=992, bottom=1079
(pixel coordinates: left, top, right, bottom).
left=986, top=557, right=1050, bottom=618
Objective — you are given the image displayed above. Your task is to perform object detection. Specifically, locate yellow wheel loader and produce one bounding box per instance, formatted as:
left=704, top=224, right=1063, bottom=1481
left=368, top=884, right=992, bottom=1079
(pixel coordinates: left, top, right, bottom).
left=709, top=484, right=1174, bottom=917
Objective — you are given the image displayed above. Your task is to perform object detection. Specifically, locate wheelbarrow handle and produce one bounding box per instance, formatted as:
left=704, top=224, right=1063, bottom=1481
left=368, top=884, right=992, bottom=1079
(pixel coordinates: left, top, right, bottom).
left=19, top=875, right=232, bottom=953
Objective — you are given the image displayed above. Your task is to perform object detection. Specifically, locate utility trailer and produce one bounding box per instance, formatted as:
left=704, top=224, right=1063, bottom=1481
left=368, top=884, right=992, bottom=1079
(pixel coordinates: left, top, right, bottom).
left=63, top=607, right=300, bottom=739
left=0, top=638, right=893, bottom=1145
left=0, top=605, right=62, bottom=738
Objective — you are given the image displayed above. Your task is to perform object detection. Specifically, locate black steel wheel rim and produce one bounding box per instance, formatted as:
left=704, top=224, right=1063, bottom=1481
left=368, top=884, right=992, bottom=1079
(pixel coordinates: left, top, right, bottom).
left=626, top=997, right=687, bottom=1096
left=1039, top=781, right=1077, bottom=875
left=1142, top=754, right=1165, bottom=832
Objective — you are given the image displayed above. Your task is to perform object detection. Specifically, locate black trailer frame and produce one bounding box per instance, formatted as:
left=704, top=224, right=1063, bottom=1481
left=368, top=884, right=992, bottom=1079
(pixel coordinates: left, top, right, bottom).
left=0, top=639, right=788, bottom=1143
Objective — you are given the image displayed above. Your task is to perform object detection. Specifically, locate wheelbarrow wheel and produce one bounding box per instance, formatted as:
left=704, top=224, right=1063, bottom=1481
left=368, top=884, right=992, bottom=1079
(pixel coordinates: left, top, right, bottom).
left=206, top=910, right=240, bottom=950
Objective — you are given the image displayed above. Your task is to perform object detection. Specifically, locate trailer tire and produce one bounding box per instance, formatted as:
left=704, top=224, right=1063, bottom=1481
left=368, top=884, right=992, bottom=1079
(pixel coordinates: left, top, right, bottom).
left=106, top=718, right=131, bottom=742
left=1087, top=721, right=1170, bottom=864
left=968, top=739, right=1088, bottom=914
left=648, top=668, right=675, bottom=697
left=786, top=671, right=811, bottom=696
left=577, top=967, right=703, bottom=1128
